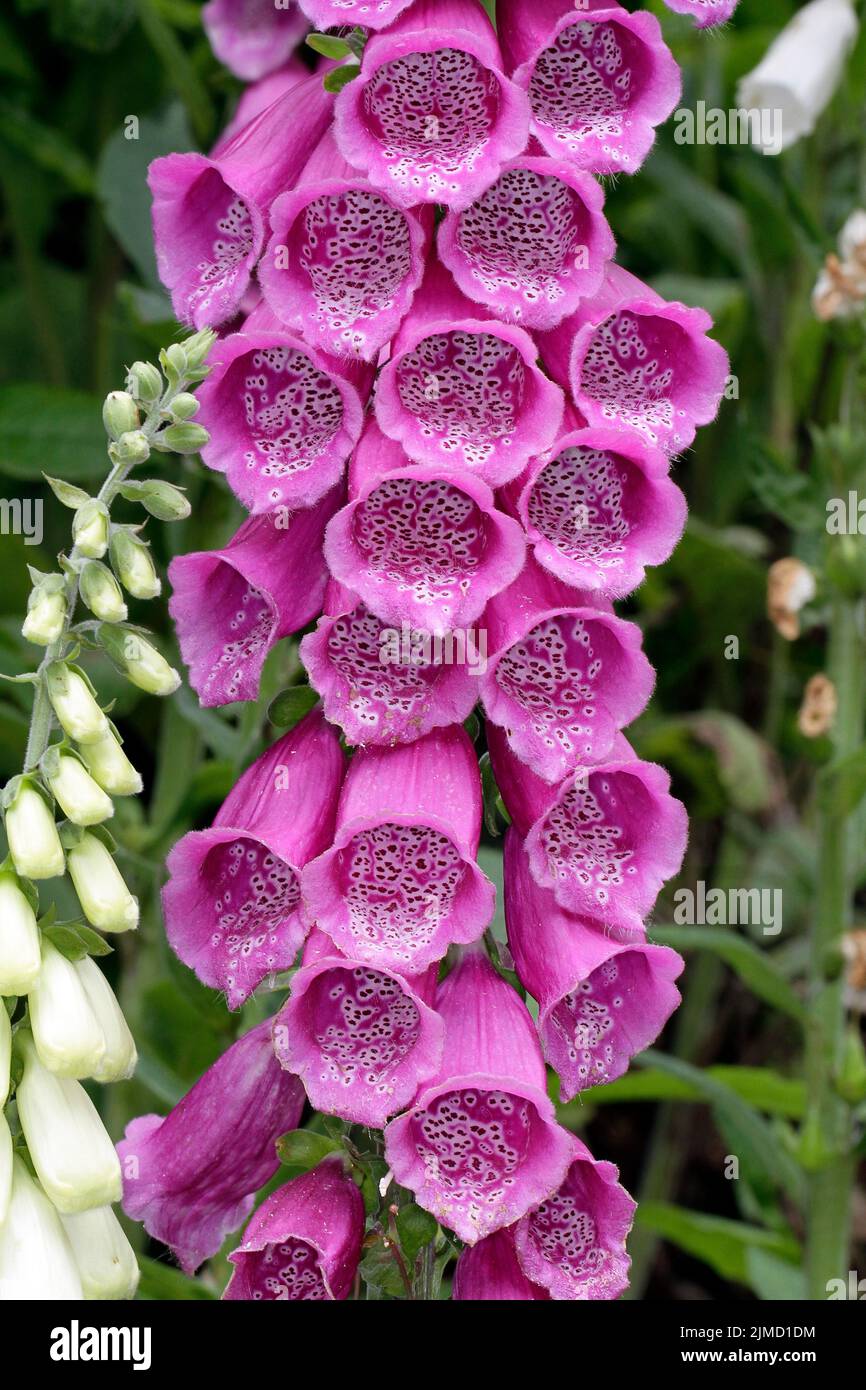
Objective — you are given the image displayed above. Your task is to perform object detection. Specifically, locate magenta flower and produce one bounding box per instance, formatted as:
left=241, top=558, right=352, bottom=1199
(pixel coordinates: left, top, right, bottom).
left=260, top=128, right=433, bottom=362
left=163, top=711, right=345, bottom=1008
left=300, top=579, right=480, bottom=747
left=501, top=412, right=687, bottom=598
left=203, top=0, right=308, bottom=80
left=148, top=74, right=333, bottom=328
left=118, top=1019, right=306, bottom=1274
left=504, top=829, right=683, bottom=1099
left=539, top=263, right=730, bottom=457
left=213, top=62, right=307, bottom=152
left=334, top=0, right=530, bottom=210
left=497, top=0, right=681, bottom=176
left=168, top=494, right=340, bottom=708
left=512, top=1133, right=636, bottom=1300
left=302, top=726, right=494, bottom=971
left=374, top=259, right=564, bottom=486
left=489, top=722, right=688, bottom=938
left=480, top=557, right=655, bottom=784
left=298, top=0, right=416, bottom=30
left=196, top=301, right=371, bottom=513
left=273, top=928, right=444, bottom=1126
left=438, top=153, right=615, bottom=331
left=223, top=1155, right=364, bottom=1301
left=323, top=420, right=525, bottom=637
left=453, top=1227, right=550, bottom=1301
left=384, top=946, right=574, bottom=1243
left=663, top=0, right=739, bottom=28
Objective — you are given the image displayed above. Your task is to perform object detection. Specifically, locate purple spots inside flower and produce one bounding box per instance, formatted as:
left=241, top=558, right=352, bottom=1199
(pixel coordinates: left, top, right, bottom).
left=528, top=445, right=631, bottom=573
left=201, top=568, right=273, bottom=706
left=244, top=1236, right=329, bottom=1300
left=362, top=49, right=501, bottom=197
left=395, top=331, right=526, bottom=470
left=455, top=168, right=590, bottom=315
left=411, top=1088, right=537, bottom=1227
left=338, top=822, right=465, bottom=964
left=545, top=954, right=639, bottom=1091
left=203, top=836, right=301, bottom=1007
left=352, top=477, right=485, bottom=613
left=518, top=1155, right=633, bottom=1298
left=303, top=965, right=423, bottom=1094
left=581, top=311, right=687, bottom=451
left=327, top=606, right=444, bottom=732
left=186, top=173, right=256, bottom=324
left=538, top=776, right=638, bottom=909
left=529, top=20, right=644, bottom=166
left=523, top=1172, right=606, bottom=1286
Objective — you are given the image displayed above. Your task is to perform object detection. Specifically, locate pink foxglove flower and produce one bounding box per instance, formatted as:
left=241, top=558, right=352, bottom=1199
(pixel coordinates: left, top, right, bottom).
left=453, top=1227, right=550, bottom=1301
left=438, top=152, right=615, bottom=331
left=663, top=0, right=739, bottom=27
left=374, top=259, right=564, bottom=486
left=497, top=0, right=681, bottom=176
left=203, top=0, right=308, bottom=80
left=298, top=0, right=416, bottom=30
left=168, top=495, right=340, bottom=707
left=223, top=1155, right=364, bottom=1300
left=302, top=726, right=494, bottom=971
left=261, top=128, right=433, bottom=362
left=500, top=409, right=687, bottom=597
left=273, top=928, right=444, bottom=1126
left=300, top=579, right=480, bottom=747
left=512, top=1133, right=636, bottom=1300
left=480, top=557, right=655, bottom=783
left=334, top=0, right=530, bottom=210
left=196, top=301, right=371, bottom=514
left=163, top=710, right=345, bottom=1008
left=539, top=263, right=730, bottom=458
left=213, top=61, right=308, bottom=153
left=148, top=75, right=333, bottom=328
left=323, top=420, right=525, bottom=637
left=489, top=722, right=688, bottom=938
left=118, top=1019, right=306, bottom=1274
left=504, top=829, right=683, bottom=1098
left=384, top=946, right=574, bottom=1243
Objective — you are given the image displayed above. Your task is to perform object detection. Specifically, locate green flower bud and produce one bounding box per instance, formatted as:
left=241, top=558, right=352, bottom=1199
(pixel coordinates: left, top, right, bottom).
left=109, top=430, right=150, bottom=467
left=79, top=560, right=128, bottom=623
left=4, top=779, right=64, bottom=880
left=60, top=1204, right=140, bottom=1300
left=46, top=663, right=108, bottom=744
left=78, top=727, right=142, bottom=797
left=0, top=872, right=41, bottom=996
left=182, top=328, right=217, bottom=370
left=28, top=939, right=106, bottom=1080
left=102, top=391, right=140, bottom=440
left=72, top=499, right=110, bottom=559
left=109, top=529, right=161, bottom=600
left=131, top=479, right=191, bottom=522
left=126, top=360, right=162, bottom=405
left=66, top=832, right=139, bottom=933
left=99, top=625, right=180, bottom=697
left=22, top=577, right=66, bottom=646
left=160, top=342, right=188, bottom=388
left=835, top=1027, right=866, bottom=1104
left=169, top=392, right=200, bottom=421
left=43, top=750, right=114, bottom=826
left=159, top=422, right=210, bottom=454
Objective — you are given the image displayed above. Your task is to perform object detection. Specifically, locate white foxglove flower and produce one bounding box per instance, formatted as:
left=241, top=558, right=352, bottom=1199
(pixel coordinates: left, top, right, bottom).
left=22, top=581, right=66, bottom=647
left=72, top=500, right=110, bottom=559
left=79, top=726, right=142, bottom=797
left=16, top=1032, right=122, bottom=1213
left=67, top=833, right=139, bottom=933
left=74, top=955, right=137, bottom=1083
left=28, top=939, right=106, bottom=1079
left=60, top=1204, right=140, bottom=1300
left=46, top=662, right=109, bottom=744
left=44, top=751, right=114, bottom=826
left=0, top=1114, right=11, bottom=1225
left=738, top=0, right=858, bottom=154
left=110, top=529, right=161, bottom=600
left=0, top=872, right=41, bottom=996
left=79, top=560, right=128, bottom=624
left=812, top=208, right=866, bottom=320
left=99, top=625, right=180, bottom=697
left=4, top=781, right=64, bottom=881
left=0, top=1157, right=84, bottom=1298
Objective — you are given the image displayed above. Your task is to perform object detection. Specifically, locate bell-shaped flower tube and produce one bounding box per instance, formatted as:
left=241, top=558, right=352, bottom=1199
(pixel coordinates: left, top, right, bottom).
left=453, top=1226, right=550, bottom=1301
left=213, top=61, right=308, bottom=153
left=223, top=1154, right=364, bottom=1300
left=273, top=928, right=444, bottom=1127
left=163, top=710, right=344, bottom=1009
left=118, top=1019, right=306, bottom=1274
left=148, top=73, right=333, bottom=328
left=324, top=420, right=525, bottom=637
left=497, top=0, right=681, bottom=176
left=302, top=725, right=494, bottom=972
left=504, top=828, right=683, bottom=1098
left=489, top=722, right=688, bottom=938
left=374, top=259, right=564, bottom=486
left=0, top=1157, right=83, bottom=1300
left=168, top=493, right=340, bottom=708
left=298, top=0, right=416, bottom=30
left=538, top=263, right=730, bottom=458
left=203, top=0, right=308, bottom=81
left=261, top=128, right=433, bottom=361
left=334, top=0, right=530, bottom=210
left=384, top=946, right=574, bottom=1243
left=479, top=557, right=655, bottom=784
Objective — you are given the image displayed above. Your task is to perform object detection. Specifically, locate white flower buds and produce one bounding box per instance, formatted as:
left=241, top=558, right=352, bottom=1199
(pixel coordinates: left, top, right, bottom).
left=66, top=832, right=139, bottom=933
left=78, top=727, right=142, bottom=797
left=79, top=560, right=128, bottom=623
left=3, top=779, right=64, bottom=881
left=0, top=872, right=41, bottom=995
left=43, top=749, right=113, bottom=826
left=60, top=1204, right=139, bottom=1300
left=28, top=939, right=106, bottom=1079
left=0, top=1157, right=84, bottom=1298
left=46, top=662, right=108, bottom=744
left=109, top=528, right=161, bottom=600
left=99, top=625, right=180, bottom=697
left=22, top=575, right=66, bottom=647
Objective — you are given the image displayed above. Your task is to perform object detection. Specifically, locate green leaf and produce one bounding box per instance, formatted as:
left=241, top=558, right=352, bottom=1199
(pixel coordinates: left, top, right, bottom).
left=43, top=474, right=91, bottom=509
left=49, top=0, right=136, bottom=51
left=359, top=1243, right=406, bottom=1299
left=396, top=1204, right=439, bottom=1266
left=96, top=103, right=192, bottom=288
left=267, top=685, right=318, bottom=730
left=0, top=102, right=95, bottom=194
left=137, top=1255, right=216, bottom=1301
left=571, top=1064, right=805, bottom=1120
left=133, top=0, right=214, bottom=144
left=682, top=711, right=781, bottom=815
left=746, top=1248, right=808, bottom=1301
left=649, top=926, right=805, bottom=1022
left=323, top=63, right=360, bottom=93
left=0, top=386, right=106, bottom=481
left=275, top=1130, right=342, bottom=1171
left=635, top=1202, right=801, bottom=1289
left=306, top=33, right=352, bottom=59
left=42, top=921, right=113, bottom=961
